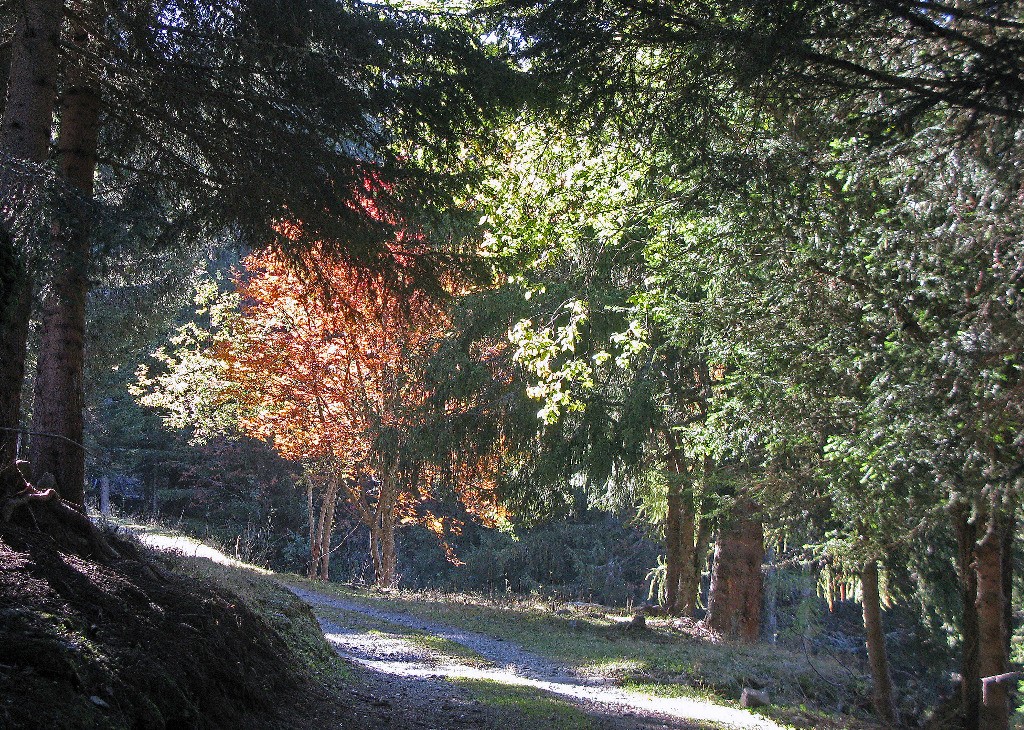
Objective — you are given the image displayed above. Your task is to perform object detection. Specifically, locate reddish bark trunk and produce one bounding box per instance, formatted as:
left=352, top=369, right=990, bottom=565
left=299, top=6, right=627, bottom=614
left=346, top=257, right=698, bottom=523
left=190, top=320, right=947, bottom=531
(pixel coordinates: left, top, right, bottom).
left=976, top=512, right=1009, bottom=730
left=861, top=560, right=896, bottom=726
left=706, top=500, right=764, bottom=642
left=0, top=0, right=62, bottom=497
left=664, top=444, right=701, bottom=617
left=29, top=16, right=101, bottom=508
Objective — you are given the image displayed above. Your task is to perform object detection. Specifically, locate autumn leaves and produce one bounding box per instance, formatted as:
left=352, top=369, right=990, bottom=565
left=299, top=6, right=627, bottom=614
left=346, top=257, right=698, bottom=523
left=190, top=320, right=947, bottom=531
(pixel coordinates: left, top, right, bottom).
left=221, top=246, right=501, bottom=586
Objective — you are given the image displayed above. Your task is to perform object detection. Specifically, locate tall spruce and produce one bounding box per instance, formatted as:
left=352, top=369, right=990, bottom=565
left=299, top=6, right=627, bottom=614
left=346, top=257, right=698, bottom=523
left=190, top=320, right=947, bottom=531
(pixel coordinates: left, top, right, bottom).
left=29, top=7, right=100, bottom=505
left=0, top=0, right=61, bottom=500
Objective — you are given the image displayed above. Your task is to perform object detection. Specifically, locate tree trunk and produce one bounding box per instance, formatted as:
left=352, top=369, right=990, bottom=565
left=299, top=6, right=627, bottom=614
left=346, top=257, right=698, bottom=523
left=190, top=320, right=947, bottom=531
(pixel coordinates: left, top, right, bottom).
left=664, top=446, right=700, bottom=617
left=976, top=510, right=1010, bottom=730
left=368, top=510, right=398, bottom=588
left=0, top=259, right=31, bottom=491
left=311, top=477, right=339, bottom=581
left=98, top=475, right=109, bottom=516
left=317, top=478, right=339, bottom=581
left=694, top=516, right=712, bottom=608
left=29, top=16, right=101, bottom=508
left=369, top=522, right=382, bottom=584
left=377, top=511, right=397, bottom=588
left=861, top=560, right=896, bottom=726
left=677, top=507, right=699, bottom=615
left=307, top=481, right=317, bottom=579
left=310, top=482, right=328, bottom=580
left=952, top=503, right=981, bottom=730
left=0, top=0, right=62, bottom=498
left=706, top=499, right=764, bottom=642
left=764, top=546, right=778, bottom=643
left=1, top=0, right=60, bottom=159
left=1001, top=506, right=1014, bottom=663
left=665, top=487, right=683, bottom=613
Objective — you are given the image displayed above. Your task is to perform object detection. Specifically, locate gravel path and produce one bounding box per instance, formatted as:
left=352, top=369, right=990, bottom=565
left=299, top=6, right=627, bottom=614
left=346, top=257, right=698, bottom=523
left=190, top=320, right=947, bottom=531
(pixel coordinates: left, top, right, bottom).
left=131, top=529, right=784, bottom=730
left=290, top=585, right=785, bottom=730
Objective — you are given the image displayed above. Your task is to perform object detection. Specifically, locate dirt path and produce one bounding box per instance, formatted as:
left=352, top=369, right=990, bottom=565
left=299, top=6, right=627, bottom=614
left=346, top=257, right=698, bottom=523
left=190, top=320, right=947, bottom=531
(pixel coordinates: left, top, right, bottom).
left=130, top=529, right=783, bottom=730
left=289, top=584, right=785, bottom=730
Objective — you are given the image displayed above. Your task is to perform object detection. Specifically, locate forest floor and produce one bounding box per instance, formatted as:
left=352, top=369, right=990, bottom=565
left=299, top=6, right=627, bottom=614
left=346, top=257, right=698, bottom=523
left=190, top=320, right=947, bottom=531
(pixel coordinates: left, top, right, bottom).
left=134, top=527, right=878, bottom=730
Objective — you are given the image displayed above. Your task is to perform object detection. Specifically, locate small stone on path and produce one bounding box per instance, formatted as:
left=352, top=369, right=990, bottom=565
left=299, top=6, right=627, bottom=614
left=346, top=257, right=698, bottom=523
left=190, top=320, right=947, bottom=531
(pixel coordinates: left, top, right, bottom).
left=741, top=688, right=770, bottom=708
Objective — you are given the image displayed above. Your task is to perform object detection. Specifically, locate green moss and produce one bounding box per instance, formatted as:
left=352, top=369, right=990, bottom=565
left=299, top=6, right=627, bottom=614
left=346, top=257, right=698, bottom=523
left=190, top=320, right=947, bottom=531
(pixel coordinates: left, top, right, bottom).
left=163, top=556, right=352, bottom=684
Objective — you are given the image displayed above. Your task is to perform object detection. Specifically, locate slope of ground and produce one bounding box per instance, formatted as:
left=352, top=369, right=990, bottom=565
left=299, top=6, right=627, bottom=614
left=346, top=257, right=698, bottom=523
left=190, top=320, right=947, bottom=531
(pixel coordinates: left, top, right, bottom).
left=0, top=521, right=351, bottom=729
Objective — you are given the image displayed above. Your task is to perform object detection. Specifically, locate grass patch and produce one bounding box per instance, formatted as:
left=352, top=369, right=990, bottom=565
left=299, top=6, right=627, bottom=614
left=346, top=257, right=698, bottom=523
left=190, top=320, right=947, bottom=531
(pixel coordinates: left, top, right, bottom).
left=450, top=677, right=594, bottom=729
left=620, top=678, right=724, bottom=705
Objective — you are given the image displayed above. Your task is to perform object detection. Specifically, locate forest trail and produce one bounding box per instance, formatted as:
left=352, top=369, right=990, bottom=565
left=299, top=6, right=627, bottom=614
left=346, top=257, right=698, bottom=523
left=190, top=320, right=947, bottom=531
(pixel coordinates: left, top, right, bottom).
left=132, top=529, right=782, bottom=730
left=288, top=584, right=785, bottom=730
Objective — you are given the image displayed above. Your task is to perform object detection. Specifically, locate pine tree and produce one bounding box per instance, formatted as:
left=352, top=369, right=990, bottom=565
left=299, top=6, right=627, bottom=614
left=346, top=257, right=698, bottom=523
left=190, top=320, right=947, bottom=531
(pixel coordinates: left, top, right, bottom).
left=0, top=0, right=61, bottom=499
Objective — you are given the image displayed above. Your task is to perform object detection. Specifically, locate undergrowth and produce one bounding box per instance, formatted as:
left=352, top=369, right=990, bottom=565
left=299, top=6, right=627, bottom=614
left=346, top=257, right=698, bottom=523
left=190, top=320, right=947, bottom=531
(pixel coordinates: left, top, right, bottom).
left=164, top=554, right=351, bottom=684
left=0, top=523, right=350, bottom=729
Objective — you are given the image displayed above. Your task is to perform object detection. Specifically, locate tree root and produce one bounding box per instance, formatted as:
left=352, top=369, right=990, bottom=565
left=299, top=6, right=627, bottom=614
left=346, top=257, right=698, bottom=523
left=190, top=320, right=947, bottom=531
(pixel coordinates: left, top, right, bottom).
left=2, top=484, right=57, bottom=522
left=3, top=469, right=119, bottom=562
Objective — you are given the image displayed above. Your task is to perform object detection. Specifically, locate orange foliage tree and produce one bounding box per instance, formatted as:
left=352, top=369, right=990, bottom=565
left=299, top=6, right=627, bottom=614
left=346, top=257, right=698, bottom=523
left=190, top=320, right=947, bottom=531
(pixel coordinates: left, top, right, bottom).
left=220, top=245, right=501, bottom=586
